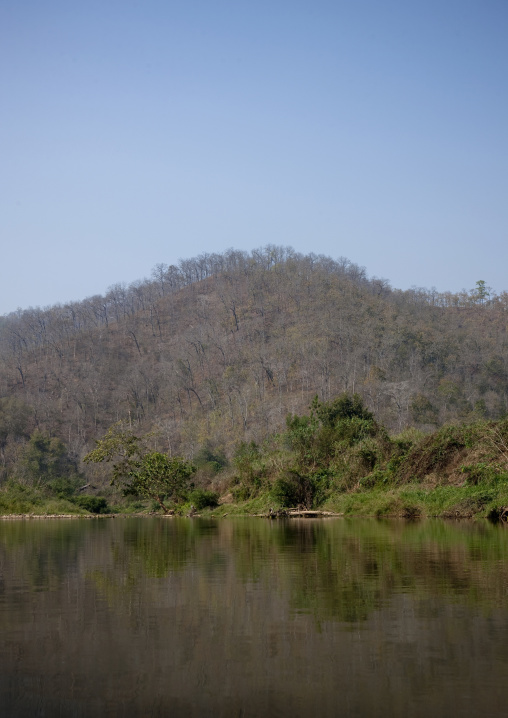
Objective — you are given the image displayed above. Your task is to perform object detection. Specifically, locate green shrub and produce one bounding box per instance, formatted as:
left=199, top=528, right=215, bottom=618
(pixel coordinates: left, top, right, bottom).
left=359, top=469, right=388, bottom=489
left=47, top=475, right=81, bottom=499
left=332, top=417, right=378, bottom=446
left=356, top=445, right=378, bottom=470
left=187, top=488, right=220, bottom=510
left=284, top=414, right=317, bottom=454
left=311, top=393, right=374, bottom=426
left=19, top=430, right=80, bottom=487
left=194, top=442, right=228, bottom=474
left=270, top=470, right=327, bottom=508
left=233, top=441, right=262, bottom=479
left=231, top=483, right=254, bottom=502
left=395, top=425, right=469, bottom=483
left=460, top=463, right=506, bottom=486
left=271, top=476, right=302, bottom=508
left=73, top=495, right=110, bottom=514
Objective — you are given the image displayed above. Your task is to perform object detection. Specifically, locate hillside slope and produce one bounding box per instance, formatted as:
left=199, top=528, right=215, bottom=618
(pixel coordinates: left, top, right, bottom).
left=1, top=246, right=507, bottom=489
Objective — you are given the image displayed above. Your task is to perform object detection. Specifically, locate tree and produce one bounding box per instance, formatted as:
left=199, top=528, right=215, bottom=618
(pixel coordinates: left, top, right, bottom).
left=124, top=452, right=195, bottom=512
left=472, top=280, right=490, bottom=305
left=311, top=393, right=374, bottom=427
left=83, top=423, right=195, bottom=512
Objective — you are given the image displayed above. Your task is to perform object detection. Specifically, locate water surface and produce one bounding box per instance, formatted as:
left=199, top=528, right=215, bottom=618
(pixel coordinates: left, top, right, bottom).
left=1, top=517, right=507, bottom=717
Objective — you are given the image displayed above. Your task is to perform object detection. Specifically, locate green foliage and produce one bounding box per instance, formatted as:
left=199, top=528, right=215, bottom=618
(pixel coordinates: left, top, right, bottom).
left=311, top=393, right=374, bottom=426
left=225, top=396, right=508, bottom=517
left=359, top=469, right=389, bottom=489
left=271, top=476, right=301, bottom=507
left=329, top=416, right=378, bottom=446
left=0, top=427, right=87, bottom=513
left=394, top=424, right=470, bottom=483
left=47, top=475, right=82, bottom=499
left=233, top=441, right=261, bottom=477
left=84, top=424, right=196, bottom=513
left=17, top=430, right=80, bottom=487
left=280, top=395, right=386, bottom=497
left=83, top=422, right=145, bottom=482
left=0, top=480, right=42, bottom=514
left=73, top=495, right=110, bottom=514
left=472, top=279, right=490, bottom=305
left=231, top=483, right=254, bottom=502
left=283, top=394, right=381, bottom=477
left=122, top=452, right=195, bottom=512
left=0, top=479, right=83, bottom=515
left=285, top=414, right=318, bottom=452
left=391, top=426, right=425, bottom=453
left=356, top=443, right=379, bottom=471
left=271, top=472, right=308, bottom=508
left=460, top=463, right=507, bottom=487
left=194, top=441, right=228, bottom=475
left=270, top=469, right=330, bottom=509
left=231, top=441, right=267, bottom=499
left=187, top=488, right=220, bottom=510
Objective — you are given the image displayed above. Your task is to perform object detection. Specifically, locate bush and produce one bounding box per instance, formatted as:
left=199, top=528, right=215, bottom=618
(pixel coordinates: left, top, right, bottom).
left=359, top=469, right=388, bottom=489
left=333, top=417, right=378, bottom=446
left=395, top=425, right=469, bottom=483
left=311, top=393, right=374, bottom=426
left=271, top=476, right=302, bottom=508
left=194, top=442, right=228, bottom=475
left=73, top=495, right=110, bottom=514
left=270, top=470, right=325, bottom=509
left=356, top=445, right=378, bottom=470
left=47, top=475, right=81, bottom=499
left=460, top=463, right=506, bottom=486
left=232, top=483, right=254, bottom=502
left=187, top=488, right=219, bottom=510
left=233, top=441, right=261, bottom=479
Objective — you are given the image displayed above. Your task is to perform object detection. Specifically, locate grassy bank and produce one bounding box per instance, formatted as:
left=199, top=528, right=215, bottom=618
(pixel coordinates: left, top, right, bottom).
left=1, top=484, right=507, bottom=520
left=213, top=396, right=508, bottom=521
left=207, top=482, right=508, bottom=521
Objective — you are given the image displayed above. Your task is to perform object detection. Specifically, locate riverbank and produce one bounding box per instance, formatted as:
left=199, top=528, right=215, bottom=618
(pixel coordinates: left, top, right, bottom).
left=211, top=484, right=508, bottom=521
left=2, top=411, right=508, bottom=521
left=2, top=481, right=508, bottom=521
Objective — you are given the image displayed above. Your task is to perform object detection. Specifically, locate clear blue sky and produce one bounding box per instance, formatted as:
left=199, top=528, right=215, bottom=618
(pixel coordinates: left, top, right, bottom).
left=1, top=0, right=507, bottom=314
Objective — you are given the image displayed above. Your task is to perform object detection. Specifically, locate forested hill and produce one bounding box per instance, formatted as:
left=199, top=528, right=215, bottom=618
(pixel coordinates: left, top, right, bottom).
left=1, top=246, right=507, bottom=482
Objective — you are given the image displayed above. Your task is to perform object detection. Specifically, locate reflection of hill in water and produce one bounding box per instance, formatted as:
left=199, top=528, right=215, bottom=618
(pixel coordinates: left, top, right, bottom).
left=1, top=518, right=508, bottom=716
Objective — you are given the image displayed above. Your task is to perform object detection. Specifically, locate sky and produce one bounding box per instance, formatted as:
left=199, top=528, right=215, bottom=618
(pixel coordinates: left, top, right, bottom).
left=1, top=0, right=507, bottom=314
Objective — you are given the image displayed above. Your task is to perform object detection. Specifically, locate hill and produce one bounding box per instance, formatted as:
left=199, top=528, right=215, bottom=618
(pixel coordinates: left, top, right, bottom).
left=0, top=246, right=507, bottom=510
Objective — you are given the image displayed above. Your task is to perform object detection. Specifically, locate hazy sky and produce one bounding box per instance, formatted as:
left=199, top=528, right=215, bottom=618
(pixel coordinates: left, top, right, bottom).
left=1, top=0, right=507, bottom=314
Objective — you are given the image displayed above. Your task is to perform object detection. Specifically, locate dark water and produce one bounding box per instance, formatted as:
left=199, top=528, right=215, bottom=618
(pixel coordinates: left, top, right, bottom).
left=1, top=517, right=508, bottom=717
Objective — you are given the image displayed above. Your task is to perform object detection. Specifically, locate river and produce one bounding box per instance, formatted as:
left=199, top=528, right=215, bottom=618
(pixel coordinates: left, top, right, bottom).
left=1, top=517, right=507, bottom=717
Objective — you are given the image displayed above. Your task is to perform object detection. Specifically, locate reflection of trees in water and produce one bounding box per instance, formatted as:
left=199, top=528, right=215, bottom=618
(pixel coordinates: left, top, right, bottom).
left=2, top=518, right=508, bottom=625
left=274, top=519, right=508, bottom=622
left=120, top=519, right=201, bottom=577
left=0, top=519, right=89, bottom=595
left=85, top=519, right=222, bottom=607
left=2, top=518, right=508, bottom=718
left=225, top=518, right=508, bottom=623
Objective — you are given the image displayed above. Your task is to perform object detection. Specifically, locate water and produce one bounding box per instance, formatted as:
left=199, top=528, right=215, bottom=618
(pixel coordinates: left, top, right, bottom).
left=1, top=517, right=508, bottom=717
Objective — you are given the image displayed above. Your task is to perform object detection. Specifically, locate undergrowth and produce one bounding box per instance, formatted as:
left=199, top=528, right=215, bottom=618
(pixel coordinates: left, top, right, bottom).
left=222, top=396, right=508, bottom=519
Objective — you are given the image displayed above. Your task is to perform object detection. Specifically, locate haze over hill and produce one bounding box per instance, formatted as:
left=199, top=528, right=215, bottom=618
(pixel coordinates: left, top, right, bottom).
left=1, top=246, right=507, bottom=494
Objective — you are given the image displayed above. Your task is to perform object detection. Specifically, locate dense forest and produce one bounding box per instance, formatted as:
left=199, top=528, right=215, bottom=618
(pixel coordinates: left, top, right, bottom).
left=0, top=246, right=507, bottom=513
